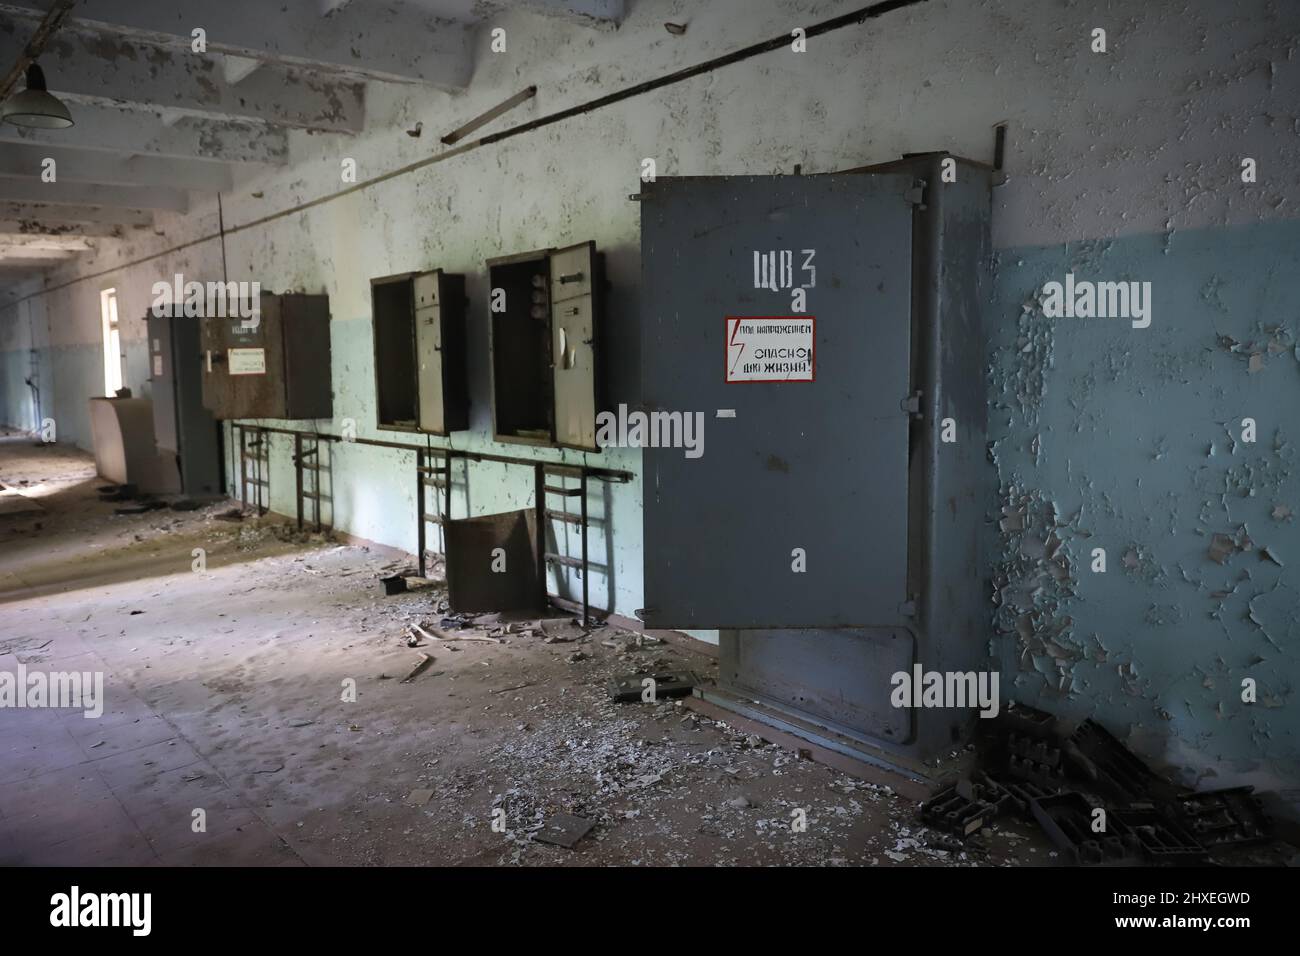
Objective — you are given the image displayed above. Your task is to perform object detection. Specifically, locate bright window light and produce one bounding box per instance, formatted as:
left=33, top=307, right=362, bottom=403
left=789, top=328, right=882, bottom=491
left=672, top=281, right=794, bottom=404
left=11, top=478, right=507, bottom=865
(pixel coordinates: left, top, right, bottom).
left=101, top=287, right=122, bottom=397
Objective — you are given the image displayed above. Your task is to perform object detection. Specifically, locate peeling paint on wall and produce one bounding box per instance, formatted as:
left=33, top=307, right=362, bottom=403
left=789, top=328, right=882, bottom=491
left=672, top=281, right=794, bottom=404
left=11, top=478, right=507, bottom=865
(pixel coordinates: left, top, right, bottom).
left=990, top=221, right=1300, bottom=801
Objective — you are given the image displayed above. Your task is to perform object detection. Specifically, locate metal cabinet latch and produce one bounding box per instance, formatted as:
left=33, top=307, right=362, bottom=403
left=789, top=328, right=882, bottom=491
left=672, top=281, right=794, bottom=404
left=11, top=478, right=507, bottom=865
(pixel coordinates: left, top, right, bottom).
left=900, top=391, right=923, bottom=418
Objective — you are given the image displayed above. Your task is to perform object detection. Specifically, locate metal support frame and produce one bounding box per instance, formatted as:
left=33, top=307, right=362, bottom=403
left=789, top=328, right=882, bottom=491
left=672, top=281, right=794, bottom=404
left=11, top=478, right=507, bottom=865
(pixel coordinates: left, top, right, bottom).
left=415, top=447, right=453, bottom=577
left=235, top=424, right=269, bottom=516
left=539, top=463, right=596, bottom=627
left=293, top=432, right=325, bottom=531
left=224, top=423, right=631, bottom=620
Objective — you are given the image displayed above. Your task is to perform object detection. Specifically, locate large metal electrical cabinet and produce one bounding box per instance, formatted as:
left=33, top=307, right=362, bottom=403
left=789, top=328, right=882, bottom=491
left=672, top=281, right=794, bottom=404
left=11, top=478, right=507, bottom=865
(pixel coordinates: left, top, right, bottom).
left=146, top=310, right=222, bottom=495
left=487, top=242, right=603, bottom=451
left=371, top=270, right=468, bottom=435
left=640, top=155, right=995, bottom=768
left=199, top=293, right=333, bottom=420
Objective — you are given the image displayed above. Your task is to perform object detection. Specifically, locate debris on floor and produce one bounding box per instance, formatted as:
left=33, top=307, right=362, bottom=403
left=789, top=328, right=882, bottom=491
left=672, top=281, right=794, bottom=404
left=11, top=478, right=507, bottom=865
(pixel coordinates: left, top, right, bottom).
left=113, top=499, right=167, bottom=516
left=920, top=704, right=1280, bottom=865
left=606, top=671, right=700, bottom=703
left=97, top=483, right=137, bottom=501
left=0, top=437, right=1043, bottom=867
left=399, top=653, right=434, bottom=683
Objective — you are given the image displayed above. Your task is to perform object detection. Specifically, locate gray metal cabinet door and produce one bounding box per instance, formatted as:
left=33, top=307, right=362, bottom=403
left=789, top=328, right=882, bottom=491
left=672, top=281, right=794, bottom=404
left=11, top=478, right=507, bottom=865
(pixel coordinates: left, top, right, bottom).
left=550, top=241, right=598, bottom=450
left=413, top=271, right=445, bottom=434
left=198, top=305, right=228, bottom=417
left=148, top=314, right=178, bottom=452
left=641, top=174, right=915, bottom=629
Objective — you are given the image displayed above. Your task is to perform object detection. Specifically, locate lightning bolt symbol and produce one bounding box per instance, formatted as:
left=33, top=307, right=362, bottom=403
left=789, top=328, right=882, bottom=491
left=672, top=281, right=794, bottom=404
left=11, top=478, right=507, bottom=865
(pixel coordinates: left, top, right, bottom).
left=728, top=319, right=746, bottom=374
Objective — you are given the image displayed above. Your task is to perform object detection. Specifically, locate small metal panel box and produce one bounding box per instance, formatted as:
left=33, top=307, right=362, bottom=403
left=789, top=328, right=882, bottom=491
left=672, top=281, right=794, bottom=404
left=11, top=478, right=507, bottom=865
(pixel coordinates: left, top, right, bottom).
left=641, top=155, right=995, bottom=763
left=371, top=270, right=468, bottom=435
left=487, top=242, right=603, bottom=451
left=200, top=292, right=332, bottom=420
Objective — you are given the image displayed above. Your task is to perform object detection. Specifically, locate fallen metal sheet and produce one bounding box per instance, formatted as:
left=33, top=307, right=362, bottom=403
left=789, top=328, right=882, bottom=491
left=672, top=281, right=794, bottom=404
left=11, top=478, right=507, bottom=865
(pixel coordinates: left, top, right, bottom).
left=445, top=509, right=540, bottom=613
left=533, top=813, right=594, bottom=849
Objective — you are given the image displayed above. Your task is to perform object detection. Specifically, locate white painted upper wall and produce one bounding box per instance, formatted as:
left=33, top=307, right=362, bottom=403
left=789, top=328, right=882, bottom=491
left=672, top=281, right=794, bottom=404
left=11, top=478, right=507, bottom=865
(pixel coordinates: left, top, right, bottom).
left=27, top=0, right=1300, bottom=288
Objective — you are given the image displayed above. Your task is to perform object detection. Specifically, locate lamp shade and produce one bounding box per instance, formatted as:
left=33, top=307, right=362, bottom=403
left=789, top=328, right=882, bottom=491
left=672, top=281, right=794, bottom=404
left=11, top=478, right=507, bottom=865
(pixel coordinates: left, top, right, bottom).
left=1, top=64, right=74, bottom=129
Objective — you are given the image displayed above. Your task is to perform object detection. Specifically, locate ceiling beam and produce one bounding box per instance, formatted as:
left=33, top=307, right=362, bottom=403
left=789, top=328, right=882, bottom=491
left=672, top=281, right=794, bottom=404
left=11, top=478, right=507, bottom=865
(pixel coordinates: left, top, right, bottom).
left=0, top=178, right=188, bottom=212
left=0, top=232, right=94, bottom=250
left=0, top=142, right=233, bottom=191
left=0, top=16, right=367, bottom=133
left=0, top=0, right=473, bottom=87
left=0, top=103, right=288, bottom=165
left=0, top=217, right=128, bottom=237
left=0, top=244, right=78, bottom=261
left=0, top=201, right=155, bottom=226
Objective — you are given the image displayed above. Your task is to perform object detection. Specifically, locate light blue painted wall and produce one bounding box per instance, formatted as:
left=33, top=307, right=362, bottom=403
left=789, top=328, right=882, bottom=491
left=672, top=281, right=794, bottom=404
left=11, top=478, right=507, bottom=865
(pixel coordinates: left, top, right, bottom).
left=0, top=296, right=48, bottom=435
left=990, top=220, right=1300, bottom=796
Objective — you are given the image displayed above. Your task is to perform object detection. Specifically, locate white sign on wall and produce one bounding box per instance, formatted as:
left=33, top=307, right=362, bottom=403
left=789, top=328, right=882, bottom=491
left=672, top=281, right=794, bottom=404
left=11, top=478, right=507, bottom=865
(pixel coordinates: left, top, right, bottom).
left=725, top=316, right=815, bottom=383
left=228, top=347, right=267, bottom=376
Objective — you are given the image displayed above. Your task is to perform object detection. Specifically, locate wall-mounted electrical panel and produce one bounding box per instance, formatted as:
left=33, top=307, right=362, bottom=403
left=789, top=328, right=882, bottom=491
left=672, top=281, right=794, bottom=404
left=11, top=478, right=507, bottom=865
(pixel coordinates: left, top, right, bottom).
left=200, top=293, right=332, bottom=420
left=640, top=155, right=994, bottom=765
left=371, top=270, right=468, bottom=435
left=146, top=310, right=222, bottom=495
left=487, top=242, right=602, bottom=451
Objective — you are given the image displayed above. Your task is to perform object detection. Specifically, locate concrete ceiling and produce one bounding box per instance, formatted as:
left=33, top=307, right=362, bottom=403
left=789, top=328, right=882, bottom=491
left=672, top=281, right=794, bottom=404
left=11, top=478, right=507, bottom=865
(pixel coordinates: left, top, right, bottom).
left=0, top=0, right=623, bottom=301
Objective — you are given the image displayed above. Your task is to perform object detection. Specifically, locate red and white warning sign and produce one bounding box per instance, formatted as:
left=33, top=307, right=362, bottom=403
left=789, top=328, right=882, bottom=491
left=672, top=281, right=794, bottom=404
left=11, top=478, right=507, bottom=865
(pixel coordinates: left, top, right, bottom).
left=725, top=316, right=815, bottom=383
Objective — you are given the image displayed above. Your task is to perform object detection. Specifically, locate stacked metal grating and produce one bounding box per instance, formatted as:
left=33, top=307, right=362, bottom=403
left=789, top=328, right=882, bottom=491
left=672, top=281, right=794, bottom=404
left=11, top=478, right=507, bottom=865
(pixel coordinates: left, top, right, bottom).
left=920, top=705, right=1274, bottom=865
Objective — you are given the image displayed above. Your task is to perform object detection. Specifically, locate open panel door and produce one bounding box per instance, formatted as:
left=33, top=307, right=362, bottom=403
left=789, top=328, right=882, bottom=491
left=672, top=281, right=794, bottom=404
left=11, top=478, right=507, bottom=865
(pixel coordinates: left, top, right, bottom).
left=413, top=270, right=445, bottom=433
left=550, top=241, right=599, bottom=451
left=640, top=174, right=916, bottom=629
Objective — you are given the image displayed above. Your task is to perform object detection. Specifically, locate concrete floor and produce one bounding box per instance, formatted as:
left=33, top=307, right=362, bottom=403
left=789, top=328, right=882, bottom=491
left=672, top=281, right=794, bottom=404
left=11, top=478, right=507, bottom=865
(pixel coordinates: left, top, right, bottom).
left=0, top=434, right=1054, bottom=866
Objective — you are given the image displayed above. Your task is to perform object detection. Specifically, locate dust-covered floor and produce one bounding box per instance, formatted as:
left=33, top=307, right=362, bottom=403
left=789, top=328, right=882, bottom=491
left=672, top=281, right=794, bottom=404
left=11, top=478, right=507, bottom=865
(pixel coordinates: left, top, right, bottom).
left=0, top=435, right=1052, bottom=866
